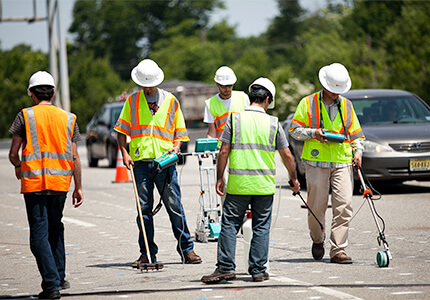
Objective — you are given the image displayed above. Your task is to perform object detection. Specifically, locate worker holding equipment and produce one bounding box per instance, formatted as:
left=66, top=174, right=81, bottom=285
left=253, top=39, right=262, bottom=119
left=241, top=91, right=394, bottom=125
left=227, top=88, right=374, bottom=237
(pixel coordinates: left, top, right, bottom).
left=201, top=77, right=300, bottom=284
left=204, top=66, right=250, bottom=143
left=9, top=71, right=83, bottom=299
left=114, top=59, right=202, bottom=267
left=289, top=63, right=365, bottom=264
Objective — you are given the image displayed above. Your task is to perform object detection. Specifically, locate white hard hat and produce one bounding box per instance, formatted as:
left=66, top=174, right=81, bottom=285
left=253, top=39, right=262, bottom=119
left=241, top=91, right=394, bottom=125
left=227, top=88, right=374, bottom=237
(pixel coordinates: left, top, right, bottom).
left=214, top=66, right=237, bottom=85
left=27, top=71, right=55, bottom=96
left=131, top=59, right=164, bottom=87
left=318, top=63, right=351, bottom=94
left=249, top=77, right=276, bottom=109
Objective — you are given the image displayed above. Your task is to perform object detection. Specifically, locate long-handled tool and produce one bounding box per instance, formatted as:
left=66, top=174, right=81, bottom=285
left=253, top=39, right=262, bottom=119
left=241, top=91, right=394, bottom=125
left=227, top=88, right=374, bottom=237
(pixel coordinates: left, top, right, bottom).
left=129, top=166, right=164, bottom=271
left=356, top=166, right=392, bottom=267
left=289, top=180, right=325, bottom=235
left=335, top=100, right=392, bottom=267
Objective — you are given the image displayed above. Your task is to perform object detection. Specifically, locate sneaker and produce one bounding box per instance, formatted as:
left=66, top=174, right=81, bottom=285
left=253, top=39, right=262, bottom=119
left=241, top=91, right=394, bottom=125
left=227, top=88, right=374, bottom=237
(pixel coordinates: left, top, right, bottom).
left=201, top=269, right=236, bottom=284
left=330, top=252, right=352, bottom=264
left=312, top=242, right=325, bottom=260
left=252, top=272, right=269, bottom=282
left=60, top=280, right=70, bottom=290
left=183, top=251, right=202, bottom=264
left=38, top=289, right=61, bottom=299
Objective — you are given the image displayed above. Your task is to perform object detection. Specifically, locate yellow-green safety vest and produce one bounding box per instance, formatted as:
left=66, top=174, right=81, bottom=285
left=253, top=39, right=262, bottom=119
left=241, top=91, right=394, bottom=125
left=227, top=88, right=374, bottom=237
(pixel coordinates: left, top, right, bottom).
left=205, top=91, right=247, bottom=143
left=289, top=92, right=364, bottom=163
left=227, top=110, right=278, bottom=195
left=114, top=90, right=189, bottom=160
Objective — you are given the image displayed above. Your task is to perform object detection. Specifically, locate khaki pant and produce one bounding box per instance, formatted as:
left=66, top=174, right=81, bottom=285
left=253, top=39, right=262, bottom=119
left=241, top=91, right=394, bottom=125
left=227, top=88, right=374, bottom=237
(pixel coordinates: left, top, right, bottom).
left=305, top=164, right=353, bottom=258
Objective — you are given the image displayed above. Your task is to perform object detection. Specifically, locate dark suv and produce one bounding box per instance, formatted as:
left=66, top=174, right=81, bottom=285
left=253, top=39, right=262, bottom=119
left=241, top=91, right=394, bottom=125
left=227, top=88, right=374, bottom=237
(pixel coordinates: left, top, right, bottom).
left=86, top=102, right=188, bottom=167
left=86, top=102, right=124, bottom=167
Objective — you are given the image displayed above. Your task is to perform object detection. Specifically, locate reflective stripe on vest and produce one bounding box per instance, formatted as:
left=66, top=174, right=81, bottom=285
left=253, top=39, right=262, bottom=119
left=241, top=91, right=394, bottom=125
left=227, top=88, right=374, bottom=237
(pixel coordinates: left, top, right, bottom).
left=290, top=92, right=355, bottom=136
left=129, top=91, right=178, bottom=142
left=21, top=106, right=75, bottom=193
left=206, top=91, right=247, bottom=139
left=227, top=111, right=278, bottom=195
left=122, top=90, right=189, bottom=160
left=290, top=92, right=364, bottom=163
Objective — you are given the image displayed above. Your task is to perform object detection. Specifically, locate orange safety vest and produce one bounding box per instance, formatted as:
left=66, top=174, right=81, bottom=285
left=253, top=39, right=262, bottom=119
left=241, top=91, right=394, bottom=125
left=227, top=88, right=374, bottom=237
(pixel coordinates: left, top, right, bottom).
left=21, top=105, right=76, bottom=193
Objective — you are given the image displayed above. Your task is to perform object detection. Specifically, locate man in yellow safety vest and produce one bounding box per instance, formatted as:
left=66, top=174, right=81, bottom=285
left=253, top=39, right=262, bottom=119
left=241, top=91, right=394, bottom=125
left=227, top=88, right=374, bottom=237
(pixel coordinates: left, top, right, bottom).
left=115, top=59, right=201, bottom=267
left=9, top=71, right=83, bottom=299
left=204, top=66, right=249, bottom=143
left=201, top=77, right=300, bottom=284
left=289, top=63, right=365, bottom=264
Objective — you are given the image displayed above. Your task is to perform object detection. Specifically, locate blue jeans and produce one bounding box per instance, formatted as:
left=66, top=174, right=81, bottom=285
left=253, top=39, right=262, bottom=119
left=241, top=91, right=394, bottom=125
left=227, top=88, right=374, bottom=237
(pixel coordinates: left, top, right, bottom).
left=24, top=193, right=67, bottom=292
left=216, top=194, right=273, bottom=275
left=134, top=161, right=194, bottom=260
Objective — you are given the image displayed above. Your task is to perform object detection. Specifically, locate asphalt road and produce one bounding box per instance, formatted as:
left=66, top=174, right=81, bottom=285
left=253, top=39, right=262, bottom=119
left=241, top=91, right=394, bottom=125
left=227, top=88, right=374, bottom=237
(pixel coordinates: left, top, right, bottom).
left=1, top=131, right=429, bottom=299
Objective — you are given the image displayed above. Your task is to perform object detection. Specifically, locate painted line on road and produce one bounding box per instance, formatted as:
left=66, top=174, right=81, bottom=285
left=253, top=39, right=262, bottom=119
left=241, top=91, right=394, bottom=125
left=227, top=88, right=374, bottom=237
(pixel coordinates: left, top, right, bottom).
left=63, top=217, right=96, bottom=228
left=271, top=275, right=364, bottom=300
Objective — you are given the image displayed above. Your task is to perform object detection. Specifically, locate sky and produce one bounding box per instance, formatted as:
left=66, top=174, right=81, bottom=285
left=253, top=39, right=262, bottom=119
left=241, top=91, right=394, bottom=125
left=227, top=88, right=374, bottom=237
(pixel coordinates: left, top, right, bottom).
left=0, top=0, right=328, bottom=53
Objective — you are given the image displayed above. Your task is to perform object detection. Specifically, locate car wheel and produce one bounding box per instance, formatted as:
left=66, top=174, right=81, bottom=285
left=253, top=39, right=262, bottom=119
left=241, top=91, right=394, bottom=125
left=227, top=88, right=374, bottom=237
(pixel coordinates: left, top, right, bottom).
left=107, top=144, right=117, bottom=168
left=87, top=144, right=98, bottom=167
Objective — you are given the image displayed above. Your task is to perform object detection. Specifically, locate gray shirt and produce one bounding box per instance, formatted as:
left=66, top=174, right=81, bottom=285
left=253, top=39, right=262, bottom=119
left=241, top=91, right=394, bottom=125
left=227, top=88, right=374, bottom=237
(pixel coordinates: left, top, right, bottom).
left=219, top=106, right=289, bottom=150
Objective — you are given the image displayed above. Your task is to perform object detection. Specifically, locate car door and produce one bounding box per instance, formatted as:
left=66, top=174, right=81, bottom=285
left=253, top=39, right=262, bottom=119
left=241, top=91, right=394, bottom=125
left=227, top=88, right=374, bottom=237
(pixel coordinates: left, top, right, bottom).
left=92, top=106, right=111, bottom=157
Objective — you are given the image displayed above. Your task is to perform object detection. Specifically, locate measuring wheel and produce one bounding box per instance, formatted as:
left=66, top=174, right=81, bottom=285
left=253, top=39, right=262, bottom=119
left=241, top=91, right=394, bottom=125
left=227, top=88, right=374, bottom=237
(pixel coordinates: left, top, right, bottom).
left=376, top=251, right=390, bottom=267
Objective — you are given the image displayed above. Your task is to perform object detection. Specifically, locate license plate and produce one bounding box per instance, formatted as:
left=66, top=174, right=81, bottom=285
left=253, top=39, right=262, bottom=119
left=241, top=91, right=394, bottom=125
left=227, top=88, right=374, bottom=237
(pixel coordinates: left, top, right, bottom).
left=409, top=159, right=430, bottom=172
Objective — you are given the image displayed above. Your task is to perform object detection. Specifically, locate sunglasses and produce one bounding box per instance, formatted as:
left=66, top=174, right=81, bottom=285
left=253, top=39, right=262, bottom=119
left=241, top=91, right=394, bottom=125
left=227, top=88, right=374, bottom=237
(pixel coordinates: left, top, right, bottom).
left=219, top=84, right=233, bottom=88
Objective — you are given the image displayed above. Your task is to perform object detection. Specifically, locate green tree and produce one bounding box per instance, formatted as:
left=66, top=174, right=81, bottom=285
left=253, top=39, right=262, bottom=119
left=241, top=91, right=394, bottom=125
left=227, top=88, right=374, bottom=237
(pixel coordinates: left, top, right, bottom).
left=68, top=50, right=129, bottom=131
left=0, top=45, right=48, bottom=138
left=383, top=1, right=430, bottom=101
left=69, top=0, right=223, bottom=79
left=266, top=0, right=305, bottom=44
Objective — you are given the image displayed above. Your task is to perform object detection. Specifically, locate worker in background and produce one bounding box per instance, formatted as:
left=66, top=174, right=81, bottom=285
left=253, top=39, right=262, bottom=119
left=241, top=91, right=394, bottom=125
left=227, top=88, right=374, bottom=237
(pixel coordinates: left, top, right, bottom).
left=201, top=78, right=300, bottom=284
left=289, top=63, right=365, bottom=264
left=8, top=71, right=83, bottom=299
left=204, top=66, right=250, bottom=143
left=115, top=59, right=202, bottom=267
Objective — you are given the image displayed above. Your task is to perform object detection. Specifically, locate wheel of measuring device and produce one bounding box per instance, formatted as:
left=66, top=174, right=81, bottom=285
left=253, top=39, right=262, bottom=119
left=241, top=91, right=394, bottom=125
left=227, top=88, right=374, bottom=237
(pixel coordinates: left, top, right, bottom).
left=376, top=251, right=389, bottom=267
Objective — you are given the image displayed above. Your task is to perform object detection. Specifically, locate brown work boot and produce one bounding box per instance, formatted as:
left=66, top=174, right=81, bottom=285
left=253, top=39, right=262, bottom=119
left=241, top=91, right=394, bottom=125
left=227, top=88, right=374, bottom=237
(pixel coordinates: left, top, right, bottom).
left=312, top=242, right=325, bottom=260
left=330, top=252, right=352, bottom=264
left=201, top=269, right=236, bottom=284
left=131, top=255, right=149, bottom=268
left=183, top=251, right=202, bottom=264
left=252, top=272, right=269, bottom=282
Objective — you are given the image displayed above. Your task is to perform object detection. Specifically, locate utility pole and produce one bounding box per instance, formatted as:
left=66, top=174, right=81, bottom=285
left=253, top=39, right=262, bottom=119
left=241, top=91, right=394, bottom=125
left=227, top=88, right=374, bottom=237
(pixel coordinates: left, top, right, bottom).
left=0, top=0, right=71, bottom=111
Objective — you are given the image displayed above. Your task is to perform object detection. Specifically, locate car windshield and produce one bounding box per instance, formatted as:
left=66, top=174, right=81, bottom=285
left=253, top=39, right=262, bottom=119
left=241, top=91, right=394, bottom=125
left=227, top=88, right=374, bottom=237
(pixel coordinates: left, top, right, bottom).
left=351, top=96, right=430, bottom=125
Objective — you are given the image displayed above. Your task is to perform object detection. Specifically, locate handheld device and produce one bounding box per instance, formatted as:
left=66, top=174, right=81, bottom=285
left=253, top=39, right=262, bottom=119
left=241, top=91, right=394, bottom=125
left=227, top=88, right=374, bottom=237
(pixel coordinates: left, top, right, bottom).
left=195, top=138, right=218, bottom=152
left=324, top=131, right=345, bottom=143
left=154, top=152, right=179, bottom=169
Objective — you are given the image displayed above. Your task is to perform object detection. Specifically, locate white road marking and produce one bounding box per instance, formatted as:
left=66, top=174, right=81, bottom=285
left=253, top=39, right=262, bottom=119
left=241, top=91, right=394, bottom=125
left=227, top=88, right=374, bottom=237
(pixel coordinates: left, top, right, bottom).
left=272, top=275, right=365, bottom=300
left=62, top=217, right=96, bottom=228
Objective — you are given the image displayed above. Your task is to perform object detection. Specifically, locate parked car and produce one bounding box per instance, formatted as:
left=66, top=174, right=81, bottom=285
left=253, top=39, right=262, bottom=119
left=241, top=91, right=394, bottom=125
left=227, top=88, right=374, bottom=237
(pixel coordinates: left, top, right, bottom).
left=86, top=102, right=124, bottom=167
left=284, top=89, right=430, bottom=186
left=86, top=102, right=188, bottom=168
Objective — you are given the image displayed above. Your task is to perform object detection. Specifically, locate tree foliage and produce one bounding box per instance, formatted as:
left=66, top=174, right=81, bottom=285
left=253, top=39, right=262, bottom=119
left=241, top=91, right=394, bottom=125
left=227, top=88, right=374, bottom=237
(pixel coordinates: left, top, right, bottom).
left=69, top=0, right=223, bottom=79
left=0, top=46, right=48, bottom=138
left=2, top=0, right=430, bottom=139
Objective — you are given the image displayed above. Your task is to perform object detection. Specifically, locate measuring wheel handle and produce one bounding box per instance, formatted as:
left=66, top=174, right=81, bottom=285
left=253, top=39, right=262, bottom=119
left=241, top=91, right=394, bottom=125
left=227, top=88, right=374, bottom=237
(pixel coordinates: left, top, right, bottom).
left=376, top=251, right=390, bottom=267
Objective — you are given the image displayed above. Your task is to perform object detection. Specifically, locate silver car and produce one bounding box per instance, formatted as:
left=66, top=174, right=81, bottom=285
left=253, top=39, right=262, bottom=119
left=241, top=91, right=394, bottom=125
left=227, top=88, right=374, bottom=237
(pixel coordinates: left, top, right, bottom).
left=284, top=89, right=430, bottom=185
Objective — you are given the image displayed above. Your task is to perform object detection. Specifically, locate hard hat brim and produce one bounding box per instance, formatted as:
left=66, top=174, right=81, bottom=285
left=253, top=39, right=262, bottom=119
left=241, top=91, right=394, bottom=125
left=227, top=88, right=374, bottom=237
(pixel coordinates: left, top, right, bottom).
left=131, top=66, right=164, bottom=87
left=318, top=66, right=351, bottom=94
